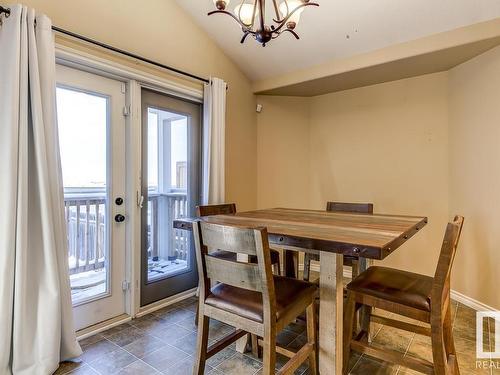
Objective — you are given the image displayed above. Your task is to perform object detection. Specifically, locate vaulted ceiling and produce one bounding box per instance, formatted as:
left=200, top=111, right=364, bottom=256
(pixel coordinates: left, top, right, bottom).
left=176, top=0, right=500, bottom=81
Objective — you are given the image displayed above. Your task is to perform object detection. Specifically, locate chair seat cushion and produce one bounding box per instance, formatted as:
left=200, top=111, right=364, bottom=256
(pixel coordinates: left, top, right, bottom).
left=346, top=266, right=433, bottom=312
left=211, top=249, right=280, bottom=265
left=205, top=276, right=317, bottom=323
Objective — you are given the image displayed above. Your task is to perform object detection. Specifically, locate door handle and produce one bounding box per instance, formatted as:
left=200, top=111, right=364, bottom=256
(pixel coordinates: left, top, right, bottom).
left=115, top=214, right=125, bottom=223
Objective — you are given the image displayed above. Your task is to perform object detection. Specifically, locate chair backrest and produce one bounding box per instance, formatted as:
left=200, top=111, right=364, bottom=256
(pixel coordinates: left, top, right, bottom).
left=197, top=203, right=237, bottom=217
left=431, top=216, right=464, bottom=304
left=192, top=221, right=276, bottom=312
left=326, top=201, right=374, bottom=214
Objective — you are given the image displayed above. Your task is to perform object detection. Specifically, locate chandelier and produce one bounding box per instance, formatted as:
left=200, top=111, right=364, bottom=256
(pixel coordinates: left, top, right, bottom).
left=209, top=0, right=319, bottom=47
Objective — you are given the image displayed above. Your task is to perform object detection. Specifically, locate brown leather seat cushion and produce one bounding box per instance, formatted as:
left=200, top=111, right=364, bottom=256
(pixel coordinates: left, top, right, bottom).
left=347, top=266, right=433, bottom=312
left=205, top=276, right=317, bottom=323
left=211, top=249, right=280, bottom=265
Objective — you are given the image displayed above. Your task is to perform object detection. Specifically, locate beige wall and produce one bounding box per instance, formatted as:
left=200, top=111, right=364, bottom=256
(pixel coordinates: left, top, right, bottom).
left=23, top=0, right=257, bottom=210
left=257, top=62, right=500, bottom=309
left=256, top=96, right=311, bottom=209
left=309, top=73, right=450, bottom=276
left=258, top=73, right=451, bottom=286
left=449, top=45, right=500, bottom=310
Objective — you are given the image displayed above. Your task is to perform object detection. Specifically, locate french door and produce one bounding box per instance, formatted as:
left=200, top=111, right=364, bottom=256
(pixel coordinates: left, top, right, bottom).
left=140, top=89, right=201, bottom=306
left=56, top=65, right=127, bottom=330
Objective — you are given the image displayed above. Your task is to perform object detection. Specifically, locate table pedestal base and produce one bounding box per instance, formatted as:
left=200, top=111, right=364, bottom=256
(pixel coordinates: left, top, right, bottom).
left=319, top=252, right=344, bottom=375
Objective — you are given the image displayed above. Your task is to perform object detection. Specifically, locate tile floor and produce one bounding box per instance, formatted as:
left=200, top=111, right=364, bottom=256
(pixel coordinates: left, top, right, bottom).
left=55, top=297, right=498, bottom=375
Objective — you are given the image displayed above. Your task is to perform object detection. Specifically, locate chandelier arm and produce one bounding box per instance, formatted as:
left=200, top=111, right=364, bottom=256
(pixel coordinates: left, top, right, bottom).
left=240, top=31, right=252, bottom=44
left=277, top=28, right=300, bottom=39
left=250, top=0, right=258, bottom=29
left=272, top=2, right=318, bottom=31
left=273, top=0, right=290, bottom=23
left=236, top=0, right=251, bottom=27
left=208, top=9, right=248, bottom=29
left=272, top=0, right=281, bottom=21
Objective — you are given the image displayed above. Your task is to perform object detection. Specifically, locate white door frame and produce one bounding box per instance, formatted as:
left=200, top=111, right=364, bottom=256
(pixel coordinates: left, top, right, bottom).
left=55, top=43, right=203, bottom=319
left=56, top=64, right=127, bottom=330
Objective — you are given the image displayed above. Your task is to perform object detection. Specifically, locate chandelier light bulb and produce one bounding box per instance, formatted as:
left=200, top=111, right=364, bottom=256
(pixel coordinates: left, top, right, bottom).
left=234, top=3, right=258, bottom=26
left=279, top=0, right=304, bottom=28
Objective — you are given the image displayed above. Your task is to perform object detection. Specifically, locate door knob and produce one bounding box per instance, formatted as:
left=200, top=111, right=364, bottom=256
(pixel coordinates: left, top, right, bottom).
left=115, top=214, right=125, bottom=223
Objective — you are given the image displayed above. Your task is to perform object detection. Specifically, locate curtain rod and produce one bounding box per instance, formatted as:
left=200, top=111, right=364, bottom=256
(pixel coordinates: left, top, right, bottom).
left=0, top=5, right=210, bottom=84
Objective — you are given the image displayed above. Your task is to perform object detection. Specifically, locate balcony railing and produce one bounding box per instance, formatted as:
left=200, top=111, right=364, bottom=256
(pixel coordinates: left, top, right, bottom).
left=147, top=191, right=190, bottom=265
left=64, top=189, right=188, bottom=276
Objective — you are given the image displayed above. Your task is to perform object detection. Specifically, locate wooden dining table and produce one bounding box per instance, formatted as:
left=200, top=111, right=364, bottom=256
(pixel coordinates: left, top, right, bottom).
left=174, top=208, right=427, bottom=374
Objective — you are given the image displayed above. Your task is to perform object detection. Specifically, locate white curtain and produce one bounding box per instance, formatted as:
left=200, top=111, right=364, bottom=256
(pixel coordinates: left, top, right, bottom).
left=0, top=5, right=81, bottom=374
left=202, top=77, right=227, bottom=204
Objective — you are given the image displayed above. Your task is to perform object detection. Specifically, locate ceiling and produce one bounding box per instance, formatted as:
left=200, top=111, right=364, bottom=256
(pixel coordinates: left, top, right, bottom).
left=176, top=0, right=500, bottom=81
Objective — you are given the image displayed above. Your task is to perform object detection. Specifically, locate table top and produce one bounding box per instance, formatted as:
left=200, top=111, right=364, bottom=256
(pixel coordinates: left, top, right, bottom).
left=174, top=208, right=427, bottom=260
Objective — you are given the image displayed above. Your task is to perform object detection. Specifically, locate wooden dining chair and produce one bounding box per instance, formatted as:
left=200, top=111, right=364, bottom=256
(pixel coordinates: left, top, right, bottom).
left=343, top=216, right=464, bottom=375
left=197, top=204, right=282, bottom=275
left=192, top=221, right=318, bottom=375
left=303, top=202, right=374, bottom=282
left=195, top=204, right=282, bottom=331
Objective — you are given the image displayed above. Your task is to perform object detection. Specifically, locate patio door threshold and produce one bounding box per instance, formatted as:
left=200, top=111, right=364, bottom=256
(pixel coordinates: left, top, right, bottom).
left=136, top=287, right=197, bottom=318
left=76, top=313, right=132, bottom=341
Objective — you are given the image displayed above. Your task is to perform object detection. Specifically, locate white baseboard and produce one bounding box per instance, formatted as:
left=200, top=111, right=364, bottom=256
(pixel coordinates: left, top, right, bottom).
left=77, top=314, right=132, bottom=341
left=136, top=287, right=197, bottom=318
left=301, top=263, right=496, bottom=312
left=450, top=289, right=496, bottom=311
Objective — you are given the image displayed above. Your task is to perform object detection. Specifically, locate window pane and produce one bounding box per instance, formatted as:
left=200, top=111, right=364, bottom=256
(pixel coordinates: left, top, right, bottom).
left=146, top=108, right=190, bottom=282
left=57, top=87, right=110, bottom=305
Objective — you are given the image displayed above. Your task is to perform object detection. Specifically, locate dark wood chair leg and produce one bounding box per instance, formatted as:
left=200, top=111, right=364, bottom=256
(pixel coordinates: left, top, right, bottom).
left=284, top=250, right=299, bottom=278
left=194, top=314, right=210, bottom=375
left=359, top=305, right=372, bottom=339
left=351, top=259, right=359, bottom=279
left=343, top=292, right=357, bottom=375
left=303, top=253, right=312, bottom=281
left=306, top=302, right=318, bottom=375
left=251, top=334, right=259, bottom=358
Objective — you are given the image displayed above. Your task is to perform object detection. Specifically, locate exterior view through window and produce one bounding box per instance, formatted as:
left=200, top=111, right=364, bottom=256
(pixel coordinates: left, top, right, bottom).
left=146, top=107, right=190, bottom=283
left=57, top=86, right=109, bottom=306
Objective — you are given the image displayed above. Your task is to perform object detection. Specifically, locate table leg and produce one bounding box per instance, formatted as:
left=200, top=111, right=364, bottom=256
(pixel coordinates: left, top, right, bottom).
left=236, top=334, right=250, bottom=353
left=319, top=252, right=344, bottom=374
left=358, top=257, right=373, bottom=342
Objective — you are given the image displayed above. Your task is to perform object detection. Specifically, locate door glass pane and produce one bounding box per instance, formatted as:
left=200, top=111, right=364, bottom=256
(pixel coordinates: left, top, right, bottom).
left=57, top=86, right=110, bottom=305
left=147, top=107, right=190, bottom=283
